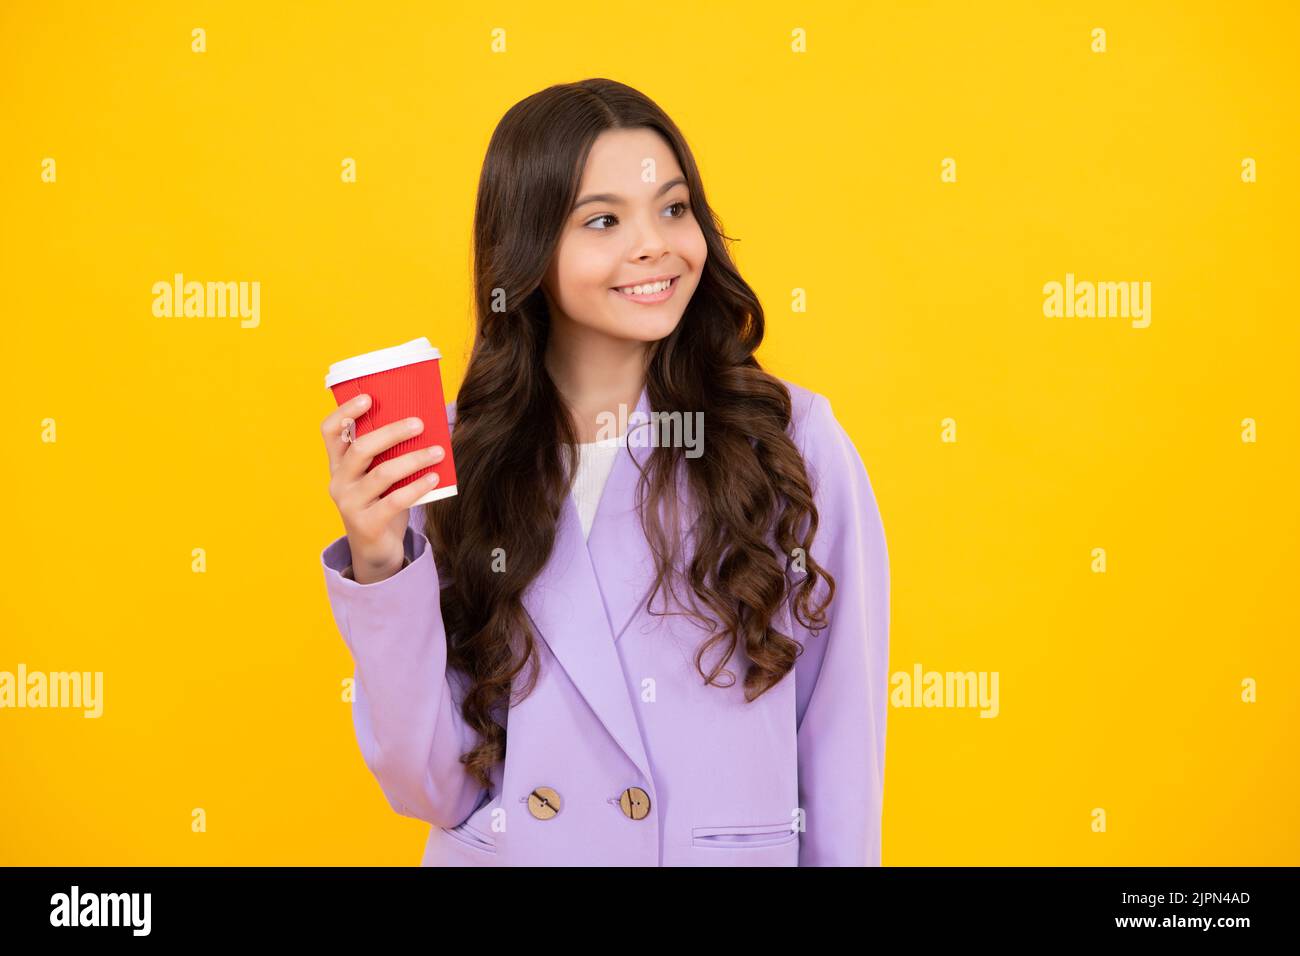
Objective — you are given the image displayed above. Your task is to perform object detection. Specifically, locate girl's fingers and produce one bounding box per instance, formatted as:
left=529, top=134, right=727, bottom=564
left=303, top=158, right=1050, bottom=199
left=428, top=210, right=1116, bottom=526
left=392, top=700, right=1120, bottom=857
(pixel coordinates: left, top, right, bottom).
left=368, top=463, right=442, bottom=522
left=338, top=415, right=426, bottom=482
left=321, top=394, right=372, bottom=474
left=358, top=445, right=445, bottom=505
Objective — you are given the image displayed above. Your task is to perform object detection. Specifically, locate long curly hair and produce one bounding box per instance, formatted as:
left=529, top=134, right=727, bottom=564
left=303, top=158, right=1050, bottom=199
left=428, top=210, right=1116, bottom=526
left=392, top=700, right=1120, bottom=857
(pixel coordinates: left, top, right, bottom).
left=424, top=78, right=836, bottom=791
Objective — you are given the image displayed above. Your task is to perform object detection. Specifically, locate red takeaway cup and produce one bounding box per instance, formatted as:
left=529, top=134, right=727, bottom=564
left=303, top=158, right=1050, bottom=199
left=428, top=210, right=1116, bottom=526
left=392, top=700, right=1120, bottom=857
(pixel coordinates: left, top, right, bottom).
left=324, top=336, right=458, bottom=505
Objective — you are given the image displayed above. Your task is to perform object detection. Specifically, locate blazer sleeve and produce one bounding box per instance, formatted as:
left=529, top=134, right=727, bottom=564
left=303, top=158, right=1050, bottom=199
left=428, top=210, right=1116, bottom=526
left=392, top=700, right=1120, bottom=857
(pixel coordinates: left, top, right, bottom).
left=320, top=501, right=486, bottom=830
left=790, top=392, right=891, bottom=866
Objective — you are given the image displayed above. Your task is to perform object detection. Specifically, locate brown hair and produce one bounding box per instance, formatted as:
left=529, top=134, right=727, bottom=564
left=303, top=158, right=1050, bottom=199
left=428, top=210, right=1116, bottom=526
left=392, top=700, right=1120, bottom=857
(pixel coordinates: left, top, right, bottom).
left=425, top=78, right=835, bottom=790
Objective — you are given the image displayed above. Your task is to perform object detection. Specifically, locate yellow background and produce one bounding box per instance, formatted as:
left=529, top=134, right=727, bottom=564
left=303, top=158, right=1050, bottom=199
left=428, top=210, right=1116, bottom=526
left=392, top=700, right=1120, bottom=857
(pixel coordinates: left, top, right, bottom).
left=1, top=0, right=1296, bottom=865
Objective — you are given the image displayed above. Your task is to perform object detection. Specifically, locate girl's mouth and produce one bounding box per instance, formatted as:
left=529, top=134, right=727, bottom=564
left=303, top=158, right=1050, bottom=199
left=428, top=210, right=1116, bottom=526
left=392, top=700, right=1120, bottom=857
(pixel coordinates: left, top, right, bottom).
left=610, top=274, right=679, bottom=304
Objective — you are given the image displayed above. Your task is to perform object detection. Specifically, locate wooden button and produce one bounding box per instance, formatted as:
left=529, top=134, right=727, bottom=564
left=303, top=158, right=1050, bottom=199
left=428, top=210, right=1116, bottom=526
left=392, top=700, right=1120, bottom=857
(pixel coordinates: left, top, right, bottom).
left=527, top=786, right=562, bottom=820
left=619, top=786, right=651, bottom=820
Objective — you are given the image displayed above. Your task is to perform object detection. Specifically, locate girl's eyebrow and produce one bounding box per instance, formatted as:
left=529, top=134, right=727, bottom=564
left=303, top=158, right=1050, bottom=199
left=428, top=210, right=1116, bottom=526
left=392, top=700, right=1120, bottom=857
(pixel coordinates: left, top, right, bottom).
left=573, top=176, right=687, bottom=211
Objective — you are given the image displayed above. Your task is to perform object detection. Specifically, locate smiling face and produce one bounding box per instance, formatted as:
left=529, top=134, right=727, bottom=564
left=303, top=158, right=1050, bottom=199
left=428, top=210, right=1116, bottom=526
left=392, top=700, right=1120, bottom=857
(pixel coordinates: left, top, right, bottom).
left=541, top=127, right=707, bottom=347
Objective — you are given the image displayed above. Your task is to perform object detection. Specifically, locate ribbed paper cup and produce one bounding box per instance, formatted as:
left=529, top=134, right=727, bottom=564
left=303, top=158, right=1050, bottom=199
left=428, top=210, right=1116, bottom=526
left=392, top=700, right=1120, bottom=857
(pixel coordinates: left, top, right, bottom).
left=325, top=337, right=457, bottom=505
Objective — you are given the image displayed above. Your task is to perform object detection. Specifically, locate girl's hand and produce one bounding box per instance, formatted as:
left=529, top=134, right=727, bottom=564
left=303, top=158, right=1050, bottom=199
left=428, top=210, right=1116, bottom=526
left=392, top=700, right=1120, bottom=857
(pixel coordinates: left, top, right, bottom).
left=321, top=393, right=446, bottom=582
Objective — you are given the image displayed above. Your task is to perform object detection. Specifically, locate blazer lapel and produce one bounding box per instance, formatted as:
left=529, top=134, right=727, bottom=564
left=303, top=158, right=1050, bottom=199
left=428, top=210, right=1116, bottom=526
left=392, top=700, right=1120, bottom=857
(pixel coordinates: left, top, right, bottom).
left=518, top=383, right=699, bottom=785
left=583, top=384, right=699, bottom=643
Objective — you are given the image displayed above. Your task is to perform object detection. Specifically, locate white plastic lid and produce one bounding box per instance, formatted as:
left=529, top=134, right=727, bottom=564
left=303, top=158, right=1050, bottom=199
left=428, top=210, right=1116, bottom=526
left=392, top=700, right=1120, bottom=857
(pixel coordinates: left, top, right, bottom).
left=325, top=337, right=441, bottom=388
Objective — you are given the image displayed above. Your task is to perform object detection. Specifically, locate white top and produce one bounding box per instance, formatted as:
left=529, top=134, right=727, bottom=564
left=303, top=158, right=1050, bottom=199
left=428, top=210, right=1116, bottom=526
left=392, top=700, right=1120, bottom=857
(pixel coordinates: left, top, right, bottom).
left=569, top=436, right=625, bottom=540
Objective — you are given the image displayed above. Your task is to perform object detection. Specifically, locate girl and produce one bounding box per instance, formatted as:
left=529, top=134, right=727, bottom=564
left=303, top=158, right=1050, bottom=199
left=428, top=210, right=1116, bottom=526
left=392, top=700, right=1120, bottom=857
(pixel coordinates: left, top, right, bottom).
left=319, top=78, right=890, bottom=866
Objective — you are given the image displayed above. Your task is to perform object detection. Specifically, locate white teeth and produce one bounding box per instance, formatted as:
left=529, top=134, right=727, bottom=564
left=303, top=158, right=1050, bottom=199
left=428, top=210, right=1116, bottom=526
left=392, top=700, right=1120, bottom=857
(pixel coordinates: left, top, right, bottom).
left=617, top=278, right=673, bottom=295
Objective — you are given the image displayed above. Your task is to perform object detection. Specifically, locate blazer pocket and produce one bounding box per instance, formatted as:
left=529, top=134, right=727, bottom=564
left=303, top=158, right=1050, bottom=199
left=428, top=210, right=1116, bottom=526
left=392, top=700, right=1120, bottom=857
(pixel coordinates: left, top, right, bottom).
left=692, top=822, right=799, bottom=849
left=440, top=818, right=498, bottom=854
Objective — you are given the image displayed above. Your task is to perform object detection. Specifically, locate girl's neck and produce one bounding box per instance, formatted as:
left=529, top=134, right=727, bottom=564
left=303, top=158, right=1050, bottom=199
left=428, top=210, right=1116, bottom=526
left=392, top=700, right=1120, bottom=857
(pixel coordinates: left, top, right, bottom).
left=544, top=334, right=648, bottom=444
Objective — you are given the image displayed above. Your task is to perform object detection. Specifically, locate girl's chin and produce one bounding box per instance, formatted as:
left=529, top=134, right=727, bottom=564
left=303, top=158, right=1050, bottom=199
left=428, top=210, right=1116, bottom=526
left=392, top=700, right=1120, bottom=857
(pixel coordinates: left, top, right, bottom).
left=607, top=312, right=683, bottom=342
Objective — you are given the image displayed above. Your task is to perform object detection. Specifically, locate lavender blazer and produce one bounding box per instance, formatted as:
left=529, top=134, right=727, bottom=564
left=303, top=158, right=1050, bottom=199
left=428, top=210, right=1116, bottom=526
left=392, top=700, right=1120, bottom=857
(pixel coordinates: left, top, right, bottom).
left=320, top=379, right=890, bottom=866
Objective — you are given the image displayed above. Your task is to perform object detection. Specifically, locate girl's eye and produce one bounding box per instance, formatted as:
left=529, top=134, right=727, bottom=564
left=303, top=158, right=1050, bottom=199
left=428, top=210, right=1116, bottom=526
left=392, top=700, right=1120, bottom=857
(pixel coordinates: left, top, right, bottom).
left=582, top=200, right=691, bottom=230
